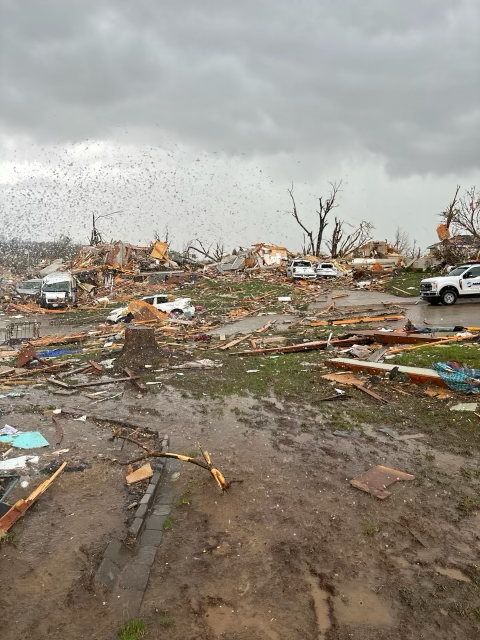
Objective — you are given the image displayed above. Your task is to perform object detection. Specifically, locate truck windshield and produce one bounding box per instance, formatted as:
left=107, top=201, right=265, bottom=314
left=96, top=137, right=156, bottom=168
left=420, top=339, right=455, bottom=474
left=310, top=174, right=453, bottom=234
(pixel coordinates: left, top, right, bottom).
left=42, top=282, right=70, bottom=292
left=449, top=267, right=468, bottom=276
left=293, top=261, right=312, bottom=268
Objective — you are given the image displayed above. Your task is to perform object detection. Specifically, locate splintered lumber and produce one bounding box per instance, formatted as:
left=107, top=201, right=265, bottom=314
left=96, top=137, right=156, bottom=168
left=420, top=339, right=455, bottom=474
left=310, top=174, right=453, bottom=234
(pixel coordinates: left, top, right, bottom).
left=331, top=293, right=349, bottom=299
left=392, top=286, right=414, bottom=296
left=350, top=465, right=414, bottom=500
left=48, top=375, right=139, bottom=389
left=0, top=462, right=67, bottom=537
left=232, top=335, right=371, bottom=356
left=327, top=358, right=448, bottom=388
left=126, top=462, right=153, bottom=484
left=322, top=372, right=388, bottom=403
left=219, top=321, right=275, bottom=350
left=387, top=333, right=478, bottom=355
left=311, top=314, right=405, bottom=327
left=124, top=366, right=147, bottom=392
left=352, top=330, right=443, bottom=345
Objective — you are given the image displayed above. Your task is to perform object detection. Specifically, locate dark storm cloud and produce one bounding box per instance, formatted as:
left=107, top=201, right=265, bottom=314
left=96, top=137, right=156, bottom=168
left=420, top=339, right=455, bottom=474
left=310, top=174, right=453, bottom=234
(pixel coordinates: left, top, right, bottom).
left=1, top=0, right=479, bottom=175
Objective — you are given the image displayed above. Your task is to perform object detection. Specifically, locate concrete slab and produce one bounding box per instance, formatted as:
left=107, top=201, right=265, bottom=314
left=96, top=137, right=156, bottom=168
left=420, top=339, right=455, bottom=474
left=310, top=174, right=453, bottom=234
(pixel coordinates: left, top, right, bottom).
left=136, top=545, right=157, bottom=567
left=145, top=514, right=167, bottom=530
left=119, top=563, right=150, bottom=592
left=152, top=504, right=171, bottom=517
left=104, top=538, right=130, bottom=570
left=128, top=517, right=143, bottom=538
left=96, top=557, right=121, bottom=591
left=140, top=529, right=163, bottom=547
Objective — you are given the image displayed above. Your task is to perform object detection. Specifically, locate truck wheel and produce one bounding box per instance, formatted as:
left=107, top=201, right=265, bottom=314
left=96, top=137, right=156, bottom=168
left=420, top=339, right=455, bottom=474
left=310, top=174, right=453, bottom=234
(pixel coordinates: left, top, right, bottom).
left=441, top=289, right=458, bottom=305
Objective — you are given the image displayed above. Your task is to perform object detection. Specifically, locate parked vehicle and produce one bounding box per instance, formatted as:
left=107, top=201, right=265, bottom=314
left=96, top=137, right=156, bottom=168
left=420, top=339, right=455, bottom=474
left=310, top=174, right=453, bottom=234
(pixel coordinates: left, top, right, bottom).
left=420, top=263, right=480, bottom=305
left=40, top=272, right=77, bottom=308
left=315, top=262, right=339, bottom=278
left=286, top=259, right=317, bottom=279
left=107, top=295, right=195, bottom=324
left=15, top=279, right=42, bottom=297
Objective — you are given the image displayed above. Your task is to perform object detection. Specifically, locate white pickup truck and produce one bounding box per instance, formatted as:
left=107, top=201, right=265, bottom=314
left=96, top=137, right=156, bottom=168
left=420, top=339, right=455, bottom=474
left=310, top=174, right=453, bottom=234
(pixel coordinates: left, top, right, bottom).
left=286, top=259, right=317, bottom=279
left=420, top=262, right=480, bottom=305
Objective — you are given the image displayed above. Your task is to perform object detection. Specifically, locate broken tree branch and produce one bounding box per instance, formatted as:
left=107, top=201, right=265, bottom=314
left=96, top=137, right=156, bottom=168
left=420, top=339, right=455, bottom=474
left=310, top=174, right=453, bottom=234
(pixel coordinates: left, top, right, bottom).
left=112, top=431, right=230, bottom=491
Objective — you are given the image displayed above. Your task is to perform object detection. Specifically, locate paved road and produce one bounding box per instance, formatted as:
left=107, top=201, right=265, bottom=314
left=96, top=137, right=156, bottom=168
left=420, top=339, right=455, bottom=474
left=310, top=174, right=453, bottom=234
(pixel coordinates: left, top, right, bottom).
left=323, top=290, right=480, bottom=328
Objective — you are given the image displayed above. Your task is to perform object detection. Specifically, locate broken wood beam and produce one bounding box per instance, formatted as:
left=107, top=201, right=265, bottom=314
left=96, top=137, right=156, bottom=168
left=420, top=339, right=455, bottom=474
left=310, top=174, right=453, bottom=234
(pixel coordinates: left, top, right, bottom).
left=48, top=375, right=139, bottom=389
left=352, top=330, right=443, bottom=345
left=123, top=367, right=148, bottom=393
left=232, top=336, right=372, bottom=356
left=327, top=358, right=448, bottom=388
left=0, top=462, right=67, bottom=537
left=311, top=314, right=405, bottom=327
left=386, top=333, right=478, bottom=355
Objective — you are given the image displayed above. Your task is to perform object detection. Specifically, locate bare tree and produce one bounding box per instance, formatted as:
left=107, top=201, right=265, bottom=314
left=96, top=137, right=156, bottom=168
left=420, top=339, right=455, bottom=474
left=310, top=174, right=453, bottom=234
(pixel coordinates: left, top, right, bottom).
left=393, top=227, right=411, bottom=255
left=187, top=238, right=226, bottom=262
left=288, top=181, right=342, bottom=256
left=327, top=219, right=374, bottom=258
left=439, top=185, right=461, bottom=237
left=451, top=186, right=480, bottom=240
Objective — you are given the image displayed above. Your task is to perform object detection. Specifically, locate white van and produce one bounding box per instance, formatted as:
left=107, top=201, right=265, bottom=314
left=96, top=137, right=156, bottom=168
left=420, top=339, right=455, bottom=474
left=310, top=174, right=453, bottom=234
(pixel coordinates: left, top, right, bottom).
left=40, top=272, right=77, bottom=308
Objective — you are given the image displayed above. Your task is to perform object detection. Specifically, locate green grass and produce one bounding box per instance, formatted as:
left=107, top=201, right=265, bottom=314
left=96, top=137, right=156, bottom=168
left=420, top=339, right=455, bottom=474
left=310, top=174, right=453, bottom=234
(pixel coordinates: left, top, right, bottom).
left=159, top=611, right=173, bottom=627
left=119, top=619, right=146, bottom=640
left=384, top=271, right=435, bottom=297
left=163, top=515, right=175, bottom=530
left=394, top=343, right=480, bottom=370
left=457, top=496, right=480, bottom=515
left=362, top=522, right=379, bottom=536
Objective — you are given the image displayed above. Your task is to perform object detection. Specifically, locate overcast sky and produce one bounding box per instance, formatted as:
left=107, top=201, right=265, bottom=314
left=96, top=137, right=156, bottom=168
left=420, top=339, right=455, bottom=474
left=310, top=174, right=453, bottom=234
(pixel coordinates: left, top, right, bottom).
left=1, top=0, right=479, bottom=252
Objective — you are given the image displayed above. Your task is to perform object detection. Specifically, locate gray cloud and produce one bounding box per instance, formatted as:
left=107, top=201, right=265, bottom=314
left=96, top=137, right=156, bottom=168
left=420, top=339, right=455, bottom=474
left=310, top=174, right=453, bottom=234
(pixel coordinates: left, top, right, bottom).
left=1, top=0, right=479, bottom=176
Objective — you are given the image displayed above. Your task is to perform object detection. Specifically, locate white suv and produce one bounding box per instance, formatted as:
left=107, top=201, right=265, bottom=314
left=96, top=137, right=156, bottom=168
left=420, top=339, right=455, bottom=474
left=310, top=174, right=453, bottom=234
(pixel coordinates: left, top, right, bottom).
left=420, top=263, right=480, bottom=305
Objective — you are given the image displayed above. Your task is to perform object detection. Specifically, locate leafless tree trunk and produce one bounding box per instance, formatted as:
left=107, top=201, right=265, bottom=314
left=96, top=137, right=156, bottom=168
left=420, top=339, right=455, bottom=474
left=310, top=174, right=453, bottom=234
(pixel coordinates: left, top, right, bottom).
left=187, top=239, right=226, bottom=262
left=453, top=186, right=480, bottom=240
left=393, top=227, right=411, bottom=255
left=440, top=185, right=461, bottom=232
left=288, top=181, right=342, bottom=257
left=327, top=220, right=374, bottom=258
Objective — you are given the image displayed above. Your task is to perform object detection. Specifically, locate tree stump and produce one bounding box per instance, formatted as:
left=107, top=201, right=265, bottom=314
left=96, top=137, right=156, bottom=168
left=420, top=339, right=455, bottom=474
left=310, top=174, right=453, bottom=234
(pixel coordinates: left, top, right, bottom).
left=116, top=326, right=162, bottom=371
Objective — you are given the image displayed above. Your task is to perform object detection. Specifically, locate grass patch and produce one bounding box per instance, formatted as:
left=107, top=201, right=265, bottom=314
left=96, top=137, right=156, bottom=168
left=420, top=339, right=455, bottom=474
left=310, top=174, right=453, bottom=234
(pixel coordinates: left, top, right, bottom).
left=176, top=481, right=193, bottom=507
left=457, top=496, right=480, bottom=515
left=362, top=522, right=379, bottom=536
left=163, top=515, right=175, bottom=530
left=119, top=619, right=146, bottom=640
left=384, top=272, right=434, bottom=297
left=159, top=611, right=173, bottom=627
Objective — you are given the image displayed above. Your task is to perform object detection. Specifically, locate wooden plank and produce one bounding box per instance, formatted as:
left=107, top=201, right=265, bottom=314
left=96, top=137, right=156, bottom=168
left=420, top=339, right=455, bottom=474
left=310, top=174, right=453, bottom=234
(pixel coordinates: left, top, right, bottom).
left=0, top=462, right=67, bottom=537
left=123, top=367, right=147, bottom=393
left=353, top=330, right=443, bottom=345
left=387, top=334, right=477, bottom=355
left=48, top=376, right=139, bottom=389
left=311, top=314, right=405, bottom=327
left=326, top=358, right=448, bottom=388
left=232, top=336, right=372, bottom=356
left=126, top=463, right=153, bottom=485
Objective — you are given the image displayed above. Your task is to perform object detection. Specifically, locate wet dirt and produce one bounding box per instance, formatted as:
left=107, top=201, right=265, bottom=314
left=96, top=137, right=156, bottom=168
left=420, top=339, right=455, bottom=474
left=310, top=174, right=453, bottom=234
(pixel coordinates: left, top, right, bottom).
left=1, top=378, right=480, bottom=638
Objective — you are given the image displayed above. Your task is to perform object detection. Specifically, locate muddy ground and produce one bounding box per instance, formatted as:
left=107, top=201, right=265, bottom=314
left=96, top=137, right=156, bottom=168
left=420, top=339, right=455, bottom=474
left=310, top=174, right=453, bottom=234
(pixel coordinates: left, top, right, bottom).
left=0, top=286, right=479, bottom=639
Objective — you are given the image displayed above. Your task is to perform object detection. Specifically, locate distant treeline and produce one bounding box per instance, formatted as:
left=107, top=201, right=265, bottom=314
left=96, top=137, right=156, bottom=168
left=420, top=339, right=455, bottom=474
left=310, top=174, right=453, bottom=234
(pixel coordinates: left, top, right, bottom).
left=0, top=236, right=82, bottom=276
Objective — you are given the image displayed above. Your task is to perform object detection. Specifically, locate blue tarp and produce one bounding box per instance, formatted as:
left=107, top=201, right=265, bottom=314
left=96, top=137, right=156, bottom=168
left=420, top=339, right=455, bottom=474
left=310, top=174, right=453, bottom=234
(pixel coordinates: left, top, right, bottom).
left=0, top=431, right=50, bottom=449
left=432, top=362, right=480, bottom=394
left=37, top=349, right=82, bottom=358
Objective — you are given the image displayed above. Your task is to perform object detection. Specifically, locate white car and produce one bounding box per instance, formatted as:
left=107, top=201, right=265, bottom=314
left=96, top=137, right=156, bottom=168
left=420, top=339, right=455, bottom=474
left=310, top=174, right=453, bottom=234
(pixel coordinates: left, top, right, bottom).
left=107, top=295, right=195, bottom=323
left=286, top=259, right=317, bottom=279
left=315, top=262, right=339, bottom=278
